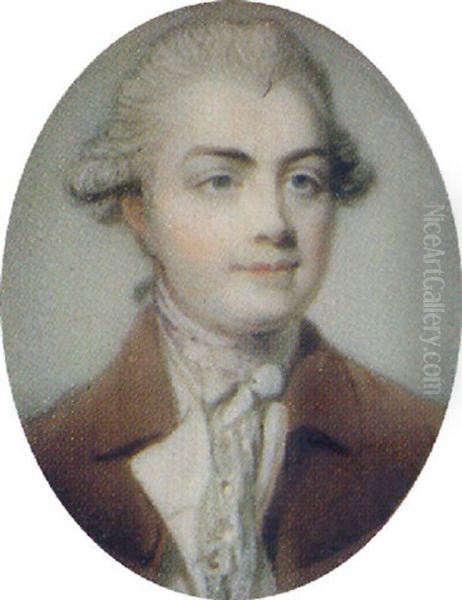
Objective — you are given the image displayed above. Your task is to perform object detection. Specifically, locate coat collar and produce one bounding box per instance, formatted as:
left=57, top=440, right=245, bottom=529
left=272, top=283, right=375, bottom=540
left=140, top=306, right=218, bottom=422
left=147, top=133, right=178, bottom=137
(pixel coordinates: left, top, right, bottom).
left=89, top=304, right=363, bottom=462
left=89, top=305, right=178, bottom=461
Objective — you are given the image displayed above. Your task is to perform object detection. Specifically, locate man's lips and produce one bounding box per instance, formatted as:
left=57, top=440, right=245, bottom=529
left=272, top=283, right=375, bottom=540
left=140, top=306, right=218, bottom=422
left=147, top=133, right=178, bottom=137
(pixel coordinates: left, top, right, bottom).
left=231, top=259, right=300, bottom=274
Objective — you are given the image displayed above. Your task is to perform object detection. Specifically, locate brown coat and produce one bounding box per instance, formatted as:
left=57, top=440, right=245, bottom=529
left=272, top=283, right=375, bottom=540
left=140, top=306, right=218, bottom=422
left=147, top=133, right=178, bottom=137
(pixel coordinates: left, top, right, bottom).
left=25, top=306, right=444, bottom=592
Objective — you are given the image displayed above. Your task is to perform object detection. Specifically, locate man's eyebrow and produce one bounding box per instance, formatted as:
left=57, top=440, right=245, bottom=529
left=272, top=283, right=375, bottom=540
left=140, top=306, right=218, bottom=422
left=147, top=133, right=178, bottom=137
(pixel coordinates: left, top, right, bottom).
left=280, top=147, right=329, bottom=169
left=184, top=146, right=256, bottom=164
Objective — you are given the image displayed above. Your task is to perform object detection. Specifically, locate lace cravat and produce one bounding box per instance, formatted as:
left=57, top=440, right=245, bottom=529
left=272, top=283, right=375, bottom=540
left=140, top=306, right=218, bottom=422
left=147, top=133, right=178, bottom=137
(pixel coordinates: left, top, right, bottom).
left=197, top=365, right=284, bottom=599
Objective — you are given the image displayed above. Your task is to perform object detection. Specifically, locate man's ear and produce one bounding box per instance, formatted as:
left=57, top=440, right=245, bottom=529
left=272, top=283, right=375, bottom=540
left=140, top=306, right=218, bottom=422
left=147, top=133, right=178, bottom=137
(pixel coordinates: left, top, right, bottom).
left=121, top=193, right=147, bottom=238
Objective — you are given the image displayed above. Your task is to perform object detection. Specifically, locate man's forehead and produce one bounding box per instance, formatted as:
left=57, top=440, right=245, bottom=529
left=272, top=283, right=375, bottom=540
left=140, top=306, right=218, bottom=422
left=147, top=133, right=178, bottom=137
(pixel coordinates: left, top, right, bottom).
left=158, top=78, right=327, bottom=165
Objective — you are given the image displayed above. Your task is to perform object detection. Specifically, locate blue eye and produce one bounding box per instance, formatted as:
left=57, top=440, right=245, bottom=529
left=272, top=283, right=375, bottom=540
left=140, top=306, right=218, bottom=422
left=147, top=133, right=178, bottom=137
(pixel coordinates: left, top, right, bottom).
left=289, top=173, right=319, bottom=194
left=208, top=175, right=233, bottom=190
left=292, top=174, right=309, bottom=187
left=196, top=172, right=238, bottom=197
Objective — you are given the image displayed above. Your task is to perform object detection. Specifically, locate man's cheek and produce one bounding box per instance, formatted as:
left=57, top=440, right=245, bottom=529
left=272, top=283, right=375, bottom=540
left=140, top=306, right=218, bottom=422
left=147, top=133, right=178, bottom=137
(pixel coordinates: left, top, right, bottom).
left=168, top=226, right=223, bottom=262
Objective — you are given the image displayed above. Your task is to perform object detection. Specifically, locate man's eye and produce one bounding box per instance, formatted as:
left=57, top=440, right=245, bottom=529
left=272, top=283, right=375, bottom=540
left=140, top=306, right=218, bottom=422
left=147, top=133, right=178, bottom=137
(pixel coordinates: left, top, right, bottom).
left=203, top=174, right=233, bottom=191
left=287, top=172, right=321, bottom=196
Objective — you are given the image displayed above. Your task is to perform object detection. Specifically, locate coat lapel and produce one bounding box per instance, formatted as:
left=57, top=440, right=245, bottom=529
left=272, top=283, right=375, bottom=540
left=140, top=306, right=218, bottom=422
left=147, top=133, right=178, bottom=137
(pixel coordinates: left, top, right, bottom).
left=88, top=305, right=178, bottom=461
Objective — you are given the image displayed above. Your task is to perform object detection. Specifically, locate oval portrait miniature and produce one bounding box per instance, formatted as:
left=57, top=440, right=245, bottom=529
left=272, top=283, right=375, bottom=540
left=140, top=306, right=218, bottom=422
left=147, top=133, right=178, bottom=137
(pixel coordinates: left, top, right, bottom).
left=2, top=1, right=460, bottom=598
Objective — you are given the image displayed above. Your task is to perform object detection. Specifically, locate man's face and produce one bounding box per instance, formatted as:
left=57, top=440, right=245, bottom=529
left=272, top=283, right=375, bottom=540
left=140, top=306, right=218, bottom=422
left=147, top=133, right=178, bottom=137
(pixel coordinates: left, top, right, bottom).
left=140, top=79, right=334, bottom=337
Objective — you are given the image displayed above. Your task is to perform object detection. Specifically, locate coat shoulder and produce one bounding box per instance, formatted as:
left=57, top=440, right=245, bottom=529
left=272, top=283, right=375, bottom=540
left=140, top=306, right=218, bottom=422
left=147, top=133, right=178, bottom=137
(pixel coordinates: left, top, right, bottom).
left=288, top=324, right=446, bottom=461
left=23, top=365, right=167, bottom=576
left=312, top=341, right=447, bottom=516
left=341, top=351, right=446, bottom=459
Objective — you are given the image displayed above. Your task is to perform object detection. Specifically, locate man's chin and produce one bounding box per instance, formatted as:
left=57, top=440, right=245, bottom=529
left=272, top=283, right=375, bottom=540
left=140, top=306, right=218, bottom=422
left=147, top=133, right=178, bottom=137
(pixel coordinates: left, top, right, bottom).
left=217, top=304, right=304, bottom=338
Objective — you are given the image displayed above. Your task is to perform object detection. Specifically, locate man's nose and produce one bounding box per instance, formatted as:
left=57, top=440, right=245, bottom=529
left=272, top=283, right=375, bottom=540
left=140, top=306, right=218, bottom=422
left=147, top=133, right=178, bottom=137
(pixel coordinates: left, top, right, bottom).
left=254, top=228, right=297, bottom=249
left=250, top=183, right=297, bottom=249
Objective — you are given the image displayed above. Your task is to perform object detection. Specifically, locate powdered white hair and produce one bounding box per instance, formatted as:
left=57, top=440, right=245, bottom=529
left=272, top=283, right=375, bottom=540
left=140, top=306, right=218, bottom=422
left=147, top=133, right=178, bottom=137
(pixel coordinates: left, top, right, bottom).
left=69, top=17, right=373, bottom=222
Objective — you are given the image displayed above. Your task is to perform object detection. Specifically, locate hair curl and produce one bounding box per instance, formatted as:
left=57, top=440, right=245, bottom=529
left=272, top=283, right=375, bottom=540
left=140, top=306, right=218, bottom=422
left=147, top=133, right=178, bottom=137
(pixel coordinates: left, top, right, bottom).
left=68, top=16, right=374, bottom=223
